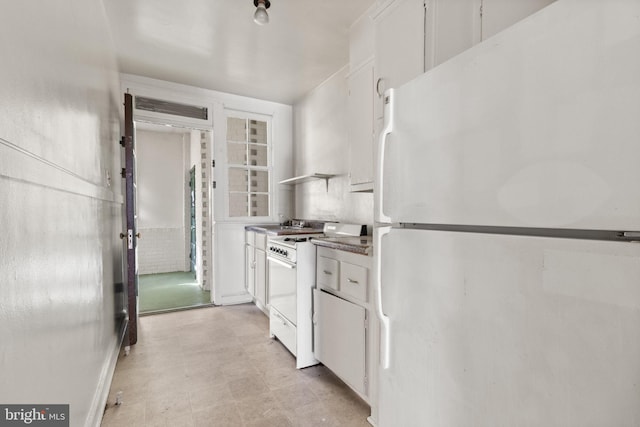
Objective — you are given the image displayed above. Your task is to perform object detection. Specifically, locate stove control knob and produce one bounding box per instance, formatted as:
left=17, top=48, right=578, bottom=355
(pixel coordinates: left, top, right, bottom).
left=284, top=250, right=288, bottom=257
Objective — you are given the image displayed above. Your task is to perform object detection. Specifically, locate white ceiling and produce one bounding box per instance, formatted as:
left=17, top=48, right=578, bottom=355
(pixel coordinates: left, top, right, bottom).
left=103, top=0, right=374, bottom=105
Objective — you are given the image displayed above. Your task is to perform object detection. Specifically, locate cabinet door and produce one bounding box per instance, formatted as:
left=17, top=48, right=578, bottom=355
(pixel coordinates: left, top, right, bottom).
left=425, top=0, right=481, bottom=70
left=255, top=248, right=266, bottom=306
left=374, top=0, right=425, bottom=119
left=348, top=61, right=375, bottom=189
left=480, top=0, right=555, bottom=40
left=314, top=289, right=367, bottom=396
left=245, top=245, right=255, bottom=297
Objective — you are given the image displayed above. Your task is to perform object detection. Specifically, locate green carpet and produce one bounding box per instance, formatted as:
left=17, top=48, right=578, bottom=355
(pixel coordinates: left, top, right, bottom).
left=139, top=271, right=211, bottom=314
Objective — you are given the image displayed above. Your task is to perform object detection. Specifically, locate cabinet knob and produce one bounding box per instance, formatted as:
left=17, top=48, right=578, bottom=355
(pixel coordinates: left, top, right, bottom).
left=323, top=270, right=333, bottom=275
left=347, top=278, right=359, bottom=284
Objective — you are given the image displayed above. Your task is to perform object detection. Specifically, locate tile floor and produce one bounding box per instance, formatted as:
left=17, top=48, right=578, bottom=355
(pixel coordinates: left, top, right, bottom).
left=101, top=304, right=371, bottom=427
left=139, top=272, right=211, bottom=314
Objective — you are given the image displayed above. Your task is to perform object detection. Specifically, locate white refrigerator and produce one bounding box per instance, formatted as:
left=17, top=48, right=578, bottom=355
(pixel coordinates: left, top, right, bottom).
left=373, top=1, right=640, bottom=426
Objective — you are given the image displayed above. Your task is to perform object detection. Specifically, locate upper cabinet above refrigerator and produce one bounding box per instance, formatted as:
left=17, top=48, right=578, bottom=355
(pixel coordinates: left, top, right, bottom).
left=348, top=0, right=556, bottom=193
left=480, top=0, right=556, bottom=41
left=373, top=0, right=426, bottom=120
left=373, top=0, right=558, bottom=108
left=424, top=0, right=556, bottom=70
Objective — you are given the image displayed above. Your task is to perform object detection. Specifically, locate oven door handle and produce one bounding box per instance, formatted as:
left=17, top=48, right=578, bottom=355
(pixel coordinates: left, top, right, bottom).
left=267, top=256, right=296, bottom=269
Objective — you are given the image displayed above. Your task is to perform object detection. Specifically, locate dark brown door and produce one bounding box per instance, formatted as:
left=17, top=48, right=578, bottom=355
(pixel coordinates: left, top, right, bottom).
left=123, top=93, right=138, bottom=345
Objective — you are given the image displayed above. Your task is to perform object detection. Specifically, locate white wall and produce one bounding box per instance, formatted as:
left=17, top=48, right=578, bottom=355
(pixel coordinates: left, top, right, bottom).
left=0, top=1, right=123, bottom=426
left=293, top=66, right=374, bottom=225
left=136, top=129, right=190, bottom=274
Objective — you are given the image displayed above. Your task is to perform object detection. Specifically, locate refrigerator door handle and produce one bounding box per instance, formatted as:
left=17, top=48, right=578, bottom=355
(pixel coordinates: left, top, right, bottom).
left=375, top=89, right=394, bottom=225
left=375, top=226, right=391, bottom=369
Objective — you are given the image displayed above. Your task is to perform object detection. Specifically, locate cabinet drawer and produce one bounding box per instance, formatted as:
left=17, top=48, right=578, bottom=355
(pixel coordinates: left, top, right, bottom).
left=340, top=262, right=368, bottom=302
left=255, top=233, right=267, bottom=250
left=270, top=308, right=296, bottom=356
left=317, top=256, right=339, bottom=290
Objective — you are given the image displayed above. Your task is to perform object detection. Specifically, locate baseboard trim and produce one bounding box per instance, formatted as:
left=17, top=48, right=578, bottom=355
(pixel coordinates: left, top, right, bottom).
left=219, top=294, right=253, bottom=305
left=87, top=319, right=128, bottom=427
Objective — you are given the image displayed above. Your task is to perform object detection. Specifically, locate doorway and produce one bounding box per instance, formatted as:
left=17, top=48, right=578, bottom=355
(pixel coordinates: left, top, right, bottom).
left=134, top=121, right=213, bottom=314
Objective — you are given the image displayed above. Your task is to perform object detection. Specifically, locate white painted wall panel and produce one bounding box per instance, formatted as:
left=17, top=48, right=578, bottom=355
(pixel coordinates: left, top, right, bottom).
left=0, top=1, right=123, bottom=426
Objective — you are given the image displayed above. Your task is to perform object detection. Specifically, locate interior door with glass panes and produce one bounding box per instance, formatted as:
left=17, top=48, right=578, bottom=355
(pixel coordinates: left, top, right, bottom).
left=225, top=114, right=271, bottom=218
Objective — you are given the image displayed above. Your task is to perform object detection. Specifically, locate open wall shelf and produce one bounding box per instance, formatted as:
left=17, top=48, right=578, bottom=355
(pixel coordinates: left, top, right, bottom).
left=279, top=173, right=335, bottom=190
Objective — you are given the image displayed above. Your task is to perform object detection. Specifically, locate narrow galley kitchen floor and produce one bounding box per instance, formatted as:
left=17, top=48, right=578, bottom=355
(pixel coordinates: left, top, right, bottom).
left=101, top=305, right=371, bottom=427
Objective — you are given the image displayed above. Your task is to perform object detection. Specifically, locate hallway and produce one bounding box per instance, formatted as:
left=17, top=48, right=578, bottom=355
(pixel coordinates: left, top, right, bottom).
left=101, top=305, right=371, bottom=426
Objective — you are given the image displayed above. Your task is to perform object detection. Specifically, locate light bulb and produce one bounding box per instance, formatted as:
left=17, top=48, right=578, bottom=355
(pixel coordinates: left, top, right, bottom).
left=253, top=3, right=269, bottom=25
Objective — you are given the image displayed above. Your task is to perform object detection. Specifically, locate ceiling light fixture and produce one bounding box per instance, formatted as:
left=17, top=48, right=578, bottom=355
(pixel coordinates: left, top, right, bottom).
left=253, top=0, right=271, bottom=25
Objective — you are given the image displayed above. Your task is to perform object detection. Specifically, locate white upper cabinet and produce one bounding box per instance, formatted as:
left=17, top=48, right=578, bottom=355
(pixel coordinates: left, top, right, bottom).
left=425, top=0, right=557, bottom=68
left=348, top=8, right=376, bottom=192
left=348, top=62, right=375, bottom=191
left=480, top=0, right=556, bottom=40
left=373, top=0, right=426, bottom=119
left=425, top=0, right=482, bottom=70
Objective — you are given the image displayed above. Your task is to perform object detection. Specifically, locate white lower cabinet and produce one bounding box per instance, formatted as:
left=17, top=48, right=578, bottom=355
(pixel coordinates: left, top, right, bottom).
left=313, top=246, right=375, bottom=410
left=314, top=289, right=367, bottom=396
left=245, top=230, right=269, bottom=315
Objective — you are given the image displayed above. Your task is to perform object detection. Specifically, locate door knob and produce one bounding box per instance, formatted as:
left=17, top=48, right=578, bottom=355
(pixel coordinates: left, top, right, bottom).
left=120, top=232, right=141, bottom=239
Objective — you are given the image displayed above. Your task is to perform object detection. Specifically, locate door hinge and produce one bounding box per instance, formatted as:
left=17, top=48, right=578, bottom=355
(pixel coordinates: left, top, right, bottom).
left=212, top=181, right=216, bottom=189
left=212, top=160, right=215, bottom=168
left=120, top=168, right=126, bottom=178
left=364, top=375, right=369, bottom=389
left=119, top=136, right=126, bottom=147
left=479, top=4, right=483, bottom=17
